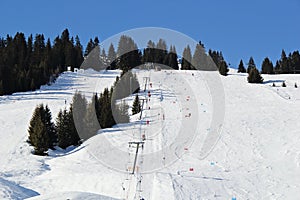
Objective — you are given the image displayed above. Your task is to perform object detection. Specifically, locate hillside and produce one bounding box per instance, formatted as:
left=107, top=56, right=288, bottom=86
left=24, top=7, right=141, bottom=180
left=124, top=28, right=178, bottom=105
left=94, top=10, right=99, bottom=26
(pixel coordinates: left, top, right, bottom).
left=0, top=69, right=300, bottom=199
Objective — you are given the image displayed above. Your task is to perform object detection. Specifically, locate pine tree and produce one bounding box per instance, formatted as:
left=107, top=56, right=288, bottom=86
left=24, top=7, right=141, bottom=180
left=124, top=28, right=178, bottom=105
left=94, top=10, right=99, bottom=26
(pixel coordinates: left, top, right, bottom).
left=142, top=40, right=156, bottom=64
left=291, top=51, right=300, bottom=73
left=107, top=43, right=117, bottom=69
left=72, top=91, right=87, bottom=138
left=165, top=45, right=179, bottom=70
left=43, top=105, right=57, bottom=148
left=156, top=39, right=168, bottom=65
left=274, top=61, right=281, bottom=74
left=247, top=67, right=263, bottom=83
left=280, top=49, right=290, bottom=73
left=84, top=98, right=100, bottom=140
left=56, top=107, right=81, bottom=148
left=218, top=60, right=229, bottom=76
left=238, top=59, right=246, bottom=73
left=247, top=57, right=256, bottom=73
left=181, top=45, right=192, bottom=70
left=67, top=106, right=82, bottom=144
left=84, top=39, right=95, bottom=57
left=208, top=50, right=224, bottom=69
left=74, top=35, right=84, bottom=69
left=192, top=44, right=206, bottom=70
left=116, top=35, right=141, bottom=72
left=28, top=104, right=51, bottom=155
left=261, top=57, right=274, bottom=74
left=56, top=109, right=69, bottom=149
left=132, top=94, right=141, bottom=115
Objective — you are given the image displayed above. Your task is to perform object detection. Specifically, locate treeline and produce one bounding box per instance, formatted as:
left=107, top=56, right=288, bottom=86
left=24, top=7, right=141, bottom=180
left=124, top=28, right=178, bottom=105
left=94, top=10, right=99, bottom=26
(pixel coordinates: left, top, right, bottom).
left=0, top=29, right=84, bottom=95
left=236, top=50, right=300, bottom=83
left=28, top=71, right=140, bottom=155
left=0, top=29, right=229, bottom=97
left=238, top=50, right=300, bottom=75
left=83, top=35, right=228, bottom=75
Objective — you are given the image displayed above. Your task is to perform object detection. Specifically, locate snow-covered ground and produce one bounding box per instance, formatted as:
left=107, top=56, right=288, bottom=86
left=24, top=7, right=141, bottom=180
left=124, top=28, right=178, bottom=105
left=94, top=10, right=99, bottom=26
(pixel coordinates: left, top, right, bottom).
left=0, top=68, right=300, bottom=199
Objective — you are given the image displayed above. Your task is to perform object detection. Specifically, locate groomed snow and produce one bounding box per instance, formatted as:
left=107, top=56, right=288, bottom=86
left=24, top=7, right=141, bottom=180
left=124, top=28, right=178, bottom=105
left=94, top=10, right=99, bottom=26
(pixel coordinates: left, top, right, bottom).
left=0, top=68, right=300, bottom=199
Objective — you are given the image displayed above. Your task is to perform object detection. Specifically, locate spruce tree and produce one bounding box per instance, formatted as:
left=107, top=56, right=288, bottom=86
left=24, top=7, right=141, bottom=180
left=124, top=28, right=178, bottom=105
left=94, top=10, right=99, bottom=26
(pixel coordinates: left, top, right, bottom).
left=181, top=45, right=192, bottom=70
left=84, top=98, right=100, bottom=140
left=84, top=39, right=95, bottom=57
left=247, top=57, right=256, bottom=73
left=165, top=45, right=179, bottom=70
left=238, top=59, right=246, bottom=73
left=72, top=91, right=87, bottom=137
left=192, top=44, right=206, bottom=70
left=218, top=60, right=229, bottom=76
left=56, top=107, right=81, bottom=148
left=261, top=57, right=274, bottom=74
left=43, top=105, right=57, bottom=148
left=247, top=67, right=263, bottom=83
left=67, top=106, right=82, bottom=144
left=56, top=109, right=69, bottom=149
left=28, top=104, right=51, bottom=155
left=132, top=94, right=141, bottom=115
left=116, top=35, right=141, bottom=72
left=107, top=43, right=117, bottom=69
left=208, top=50, right=224, bottom=69
left=280, top=49, right=290, bottom=73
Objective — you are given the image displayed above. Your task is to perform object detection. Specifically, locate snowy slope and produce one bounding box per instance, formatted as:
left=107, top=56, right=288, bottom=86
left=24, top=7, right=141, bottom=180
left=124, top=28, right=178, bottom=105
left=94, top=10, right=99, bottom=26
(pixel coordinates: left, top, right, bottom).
left=0, top=69, right=300, bottom=199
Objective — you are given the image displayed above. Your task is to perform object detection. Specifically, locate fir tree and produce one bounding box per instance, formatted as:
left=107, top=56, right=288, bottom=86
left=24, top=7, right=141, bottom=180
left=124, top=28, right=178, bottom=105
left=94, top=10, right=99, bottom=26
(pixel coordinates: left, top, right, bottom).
left=247, top=57, right=256, bottom=73
left=107, top=43, right=117, bottom=69
left=238, top=59, right=246, bottom=73
left=280, top=50, right=290, bottom=73
left=43, top=105, right=57, bottom=148
left=56, top=107, right=81, bottom=148
left=28, top=104, right=52, bottom=155
left=84, top=98, right=100, bottom=140
left=116, top=35, right=141, bottom=72
left=181, top=45, right=192, bottom=70
left=132, top=94, right=141, bottom=115
left=247, top=67, right=263, bottom=83
left=208, top=50, right=224, bottom=69
left=72, top=91, right=87, bottom=138
left=192, top=44, right=207, bottom=70
left=84, top=39, right=95, bottom=57
left=218, top=60, right=229, bottom=76
left=261, top=57, right=274, bottom=74
left=165, top=45, right=179, bottom=70
left=56, top=109, right=69, bottom=149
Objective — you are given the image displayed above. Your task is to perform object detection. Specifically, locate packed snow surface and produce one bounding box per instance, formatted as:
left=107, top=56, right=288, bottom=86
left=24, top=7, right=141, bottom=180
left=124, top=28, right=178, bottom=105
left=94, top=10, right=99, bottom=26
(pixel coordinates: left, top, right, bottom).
left=1, top=68, right=300, bottom=199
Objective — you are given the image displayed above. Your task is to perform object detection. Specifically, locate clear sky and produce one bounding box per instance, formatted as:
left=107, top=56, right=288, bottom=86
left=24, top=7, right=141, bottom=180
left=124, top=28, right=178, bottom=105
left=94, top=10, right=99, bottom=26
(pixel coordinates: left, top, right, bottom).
left=1, top=0, right=299, bottom=69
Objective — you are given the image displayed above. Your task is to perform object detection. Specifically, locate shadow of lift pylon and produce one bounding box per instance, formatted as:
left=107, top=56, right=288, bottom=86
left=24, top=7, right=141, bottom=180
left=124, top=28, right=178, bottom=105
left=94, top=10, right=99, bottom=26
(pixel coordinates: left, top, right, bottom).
left=128, top=141, right=144, bottom=175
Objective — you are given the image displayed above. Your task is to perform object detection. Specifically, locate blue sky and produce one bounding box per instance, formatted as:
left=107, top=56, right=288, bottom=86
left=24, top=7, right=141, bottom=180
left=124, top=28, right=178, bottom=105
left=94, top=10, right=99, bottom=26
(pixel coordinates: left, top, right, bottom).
left=1, top=0, right=299, bottom=69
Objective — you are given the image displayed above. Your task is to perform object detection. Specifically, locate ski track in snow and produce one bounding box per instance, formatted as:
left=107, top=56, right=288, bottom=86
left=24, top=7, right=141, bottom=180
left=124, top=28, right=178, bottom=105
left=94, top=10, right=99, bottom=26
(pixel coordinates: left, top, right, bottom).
left=0, top=68, right=300, bottom=199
